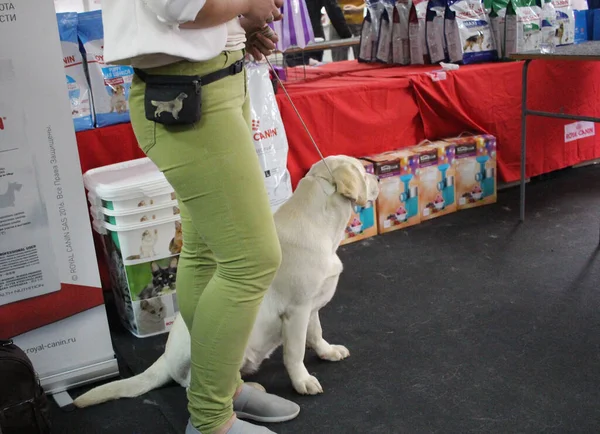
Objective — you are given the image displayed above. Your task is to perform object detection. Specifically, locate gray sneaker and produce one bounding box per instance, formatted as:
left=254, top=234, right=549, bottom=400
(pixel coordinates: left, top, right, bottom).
left=185, top=419, right=276, bottom=433
left=234, top=384, right=300, bottom=423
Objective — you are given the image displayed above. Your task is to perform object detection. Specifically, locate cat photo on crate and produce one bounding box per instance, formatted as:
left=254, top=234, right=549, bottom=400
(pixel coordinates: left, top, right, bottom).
left=169, top=221, right=182, bottom=254
left=137, top=257, right=178, bottom=300
left=135, top=297, right=167, bottom=335
left=126, top=228, right=158, bottom=260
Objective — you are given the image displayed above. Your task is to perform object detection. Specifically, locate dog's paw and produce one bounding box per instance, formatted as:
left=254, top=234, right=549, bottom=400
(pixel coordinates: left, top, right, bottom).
left=318, top=344, right=350, bottom=362
left=292, top=375, right=323, bottom=395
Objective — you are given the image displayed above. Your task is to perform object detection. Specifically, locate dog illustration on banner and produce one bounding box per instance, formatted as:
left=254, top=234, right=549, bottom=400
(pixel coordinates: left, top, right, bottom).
left=0, top=182, right=22, bottom=209
left=152, top=93, right=187, bottom=120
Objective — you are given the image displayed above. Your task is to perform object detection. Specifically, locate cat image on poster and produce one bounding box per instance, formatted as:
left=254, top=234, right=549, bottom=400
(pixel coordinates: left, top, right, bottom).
left=126, top=229, right=158, bottom=260
left=169, top=221, right=183, bottom=254
left=136, top=297, right=166, bottom=335
left=138, top=257, right=178, bottom=300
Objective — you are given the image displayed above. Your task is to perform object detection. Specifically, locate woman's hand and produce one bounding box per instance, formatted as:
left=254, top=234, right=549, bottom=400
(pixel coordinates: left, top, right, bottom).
left=244, top=0, right=284, bottom=26
left=243, top=22, right=280, bottom=60
left=343, top=4, right=364, bottom=12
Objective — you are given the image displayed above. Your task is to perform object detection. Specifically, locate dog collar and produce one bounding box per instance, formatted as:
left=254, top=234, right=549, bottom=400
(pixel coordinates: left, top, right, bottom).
left=311, top=175, right=336, bottom=196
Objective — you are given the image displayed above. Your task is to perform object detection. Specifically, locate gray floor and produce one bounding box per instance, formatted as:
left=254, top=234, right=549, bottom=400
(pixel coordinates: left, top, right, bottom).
left=53, top=164, right=600, bottom=434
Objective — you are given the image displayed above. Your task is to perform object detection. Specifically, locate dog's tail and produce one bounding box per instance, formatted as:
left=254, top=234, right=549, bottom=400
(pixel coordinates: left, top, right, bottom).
left=73, top=355, right=171, bottom=408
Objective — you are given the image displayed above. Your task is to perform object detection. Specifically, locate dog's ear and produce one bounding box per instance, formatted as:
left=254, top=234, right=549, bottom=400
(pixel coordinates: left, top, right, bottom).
left=332, top=164, right=368, bottom=207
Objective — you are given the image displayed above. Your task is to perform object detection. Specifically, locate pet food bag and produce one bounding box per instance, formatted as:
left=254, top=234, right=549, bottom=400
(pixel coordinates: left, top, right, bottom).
left=78, top=10, right=134, bottom=128
left=426, top=0, right=449, bottom=63
left=552, top=0, right=575, bottom=45
left=392, top=0, right=412, bottom=64
left=269, top=0, right=315, bottom=52
left=446, top=0, right=498, bottom=63
left=360, top=0, right=387, bottom=62
left=247, top=62, right=293, bottom=213
left=490, top=0, right=510, bottom=58
left=409, top=0, right=430, bottom=64
left=376, top=1, right=396, bottom=63
left=56, top=12, right=94, bottom=132
left=505, top=0, right=542, bottom=54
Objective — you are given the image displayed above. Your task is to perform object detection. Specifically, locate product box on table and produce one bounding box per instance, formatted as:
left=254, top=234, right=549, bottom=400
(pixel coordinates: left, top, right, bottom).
left=364, top=149, right=421, bottom=234
left=444, top=135, right=497, bottom=210
left=340, top=159, right=379, bottom=246
left=410, top=141, right=457, bottom=222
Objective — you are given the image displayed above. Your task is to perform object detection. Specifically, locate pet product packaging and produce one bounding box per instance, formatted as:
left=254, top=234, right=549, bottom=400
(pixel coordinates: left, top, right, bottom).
left=268, top=0, right=315, bottom=52
left=376, top=1, right=396, bottom=63
left=490, top=0, right=510, bottom=57
left=364, top=150, right=421, bottom=234
left=409, top=0, right=431, bottom=64
left=247, top=62, right=293, bottom=213
left=411, top=141, right=457, bottom=221
left=392, top=0, right=413, bottom=64
left=444, top=134, right=497, bottom=210
left=360, top=0, right=387, bottom=62
left=552, top=0, right=575, bottom=45
left=78, top=10, right=134, bottom=127
left=84, top=158, right=182, bottom=338
left=445, top=0, right=498, bottom=64
left=573, top=10, right=589, bottom=43
left=340, top=160, right=379, bottom=246
left=56, top=12, right=94, bottom=132
left=426, top=0, right=450, bottom=63
left=505, top=0, right=542, bottom=54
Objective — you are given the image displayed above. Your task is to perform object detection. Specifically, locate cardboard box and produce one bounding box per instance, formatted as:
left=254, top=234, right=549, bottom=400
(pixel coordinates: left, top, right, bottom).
left=445, top=135, right=497, bottom=210
left=364, top=150, right=421, bottom=234
left=411, top=141, right=457, bottom=222
left=340, top=159, right=378, bottom=246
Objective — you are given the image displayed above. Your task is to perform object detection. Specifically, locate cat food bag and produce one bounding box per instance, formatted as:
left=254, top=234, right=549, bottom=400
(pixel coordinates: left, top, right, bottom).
left=57, top=12, right=94, bottom=132
left=360, top=1, right=387, bottom=62
left=552, top=0, right=575, bottom=45
left=376, top=1, right=396, bottom=62
left=446, top=0, right=498, bottom=64
left=426, top=0, right=449, bottom=63
left=409, top=0, right=430, bottom=64
left=78, top=10, right=134, bottom=127
left=247, top=62, right=292, bottom=213
left=392, top=0, right=412, bottom=64
left=490, top=0, right=510, bottom=58
left=505, top=0, right=542, bottom=54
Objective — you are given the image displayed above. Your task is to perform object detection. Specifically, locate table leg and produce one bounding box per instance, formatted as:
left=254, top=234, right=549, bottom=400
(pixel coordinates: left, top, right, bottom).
left=520, top=60, right=531, bottom=222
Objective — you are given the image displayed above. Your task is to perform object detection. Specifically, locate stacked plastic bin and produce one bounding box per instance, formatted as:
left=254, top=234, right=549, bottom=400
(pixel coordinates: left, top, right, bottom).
left=83, top=158, right=181, bottom=338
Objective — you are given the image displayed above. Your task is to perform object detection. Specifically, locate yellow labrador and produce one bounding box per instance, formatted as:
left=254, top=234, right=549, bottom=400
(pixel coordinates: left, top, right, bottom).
left=74, top=155, right=380, bottom=407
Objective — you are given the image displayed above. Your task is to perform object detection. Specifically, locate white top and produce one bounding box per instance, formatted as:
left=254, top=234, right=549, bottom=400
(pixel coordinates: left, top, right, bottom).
left=102, top=0, right=246, bottom=68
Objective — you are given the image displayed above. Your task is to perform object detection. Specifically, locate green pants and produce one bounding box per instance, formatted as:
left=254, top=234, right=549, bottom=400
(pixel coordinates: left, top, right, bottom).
left=129, top=50, right=282, bottom=433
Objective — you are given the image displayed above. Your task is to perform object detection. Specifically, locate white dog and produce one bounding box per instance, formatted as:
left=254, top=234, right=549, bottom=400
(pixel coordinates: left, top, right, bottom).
left=151, top=92, right=188, bottom=120
left=74, top=155, right=379, bottom=408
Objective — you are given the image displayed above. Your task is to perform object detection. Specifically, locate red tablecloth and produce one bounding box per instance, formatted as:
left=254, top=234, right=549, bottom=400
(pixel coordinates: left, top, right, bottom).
left=75, top=59, right=600, bottom=291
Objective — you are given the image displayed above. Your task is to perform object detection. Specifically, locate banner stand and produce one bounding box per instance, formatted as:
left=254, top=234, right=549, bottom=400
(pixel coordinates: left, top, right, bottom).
left=0, top=0, right=118, bottom=399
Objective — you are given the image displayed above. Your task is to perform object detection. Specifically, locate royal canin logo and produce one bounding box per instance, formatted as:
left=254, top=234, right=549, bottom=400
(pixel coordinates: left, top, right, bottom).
left=0, top=117, right=5, bottom=130
left=251, top=120, right=278, bottom=141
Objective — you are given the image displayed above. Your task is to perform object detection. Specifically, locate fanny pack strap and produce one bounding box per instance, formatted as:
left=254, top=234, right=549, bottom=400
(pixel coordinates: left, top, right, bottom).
left=134, top=59, right=244, bottom=85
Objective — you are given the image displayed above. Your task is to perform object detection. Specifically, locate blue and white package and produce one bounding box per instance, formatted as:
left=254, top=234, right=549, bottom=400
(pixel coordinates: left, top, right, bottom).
left=445, top=0, right=498, bottom=64
left=78, top=10, right=133, bottom=127
left=56, top=12, right=94, bottom=132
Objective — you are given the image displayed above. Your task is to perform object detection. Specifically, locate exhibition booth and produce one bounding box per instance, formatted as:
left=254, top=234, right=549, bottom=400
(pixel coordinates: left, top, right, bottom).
left=1, top=0, right=599, bottom=414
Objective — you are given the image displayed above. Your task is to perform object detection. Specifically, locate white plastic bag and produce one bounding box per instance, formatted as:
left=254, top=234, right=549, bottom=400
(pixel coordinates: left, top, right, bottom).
left=246, top=62, right=293, bottom=213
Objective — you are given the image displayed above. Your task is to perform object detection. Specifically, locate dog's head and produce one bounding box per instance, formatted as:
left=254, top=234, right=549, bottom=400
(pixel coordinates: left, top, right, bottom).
left=307, top=155, right=379, bottom=207
left=112, top=84, right=125, bottom=95
left=177, top=93, right=188, bottom=101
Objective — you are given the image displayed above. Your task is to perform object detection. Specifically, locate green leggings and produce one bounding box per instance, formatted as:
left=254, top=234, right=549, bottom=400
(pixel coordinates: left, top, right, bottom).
left=129, top=50, right=282, bottom=433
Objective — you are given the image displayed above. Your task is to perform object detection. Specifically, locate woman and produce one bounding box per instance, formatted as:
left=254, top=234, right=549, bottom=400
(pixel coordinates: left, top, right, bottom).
left=101, top=1, right=300, bottom=433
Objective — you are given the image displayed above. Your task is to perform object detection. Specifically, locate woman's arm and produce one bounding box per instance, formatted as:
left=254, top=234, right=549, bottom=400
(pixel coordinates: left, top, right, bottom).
left=142, top=0, right=250, bottom=28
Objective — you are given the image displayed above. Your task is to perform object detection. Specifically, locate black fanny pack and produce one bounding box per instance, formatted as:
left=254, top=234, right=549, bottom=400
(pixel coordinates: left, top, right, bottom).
left=134, top=59, right=244, bottom=126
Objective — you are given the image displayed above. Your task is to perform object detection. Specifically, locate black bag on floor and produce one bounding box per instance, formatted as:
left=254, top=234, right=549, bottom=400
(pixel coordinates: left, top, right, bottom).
left=0, top=339, right=51, bottom=434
